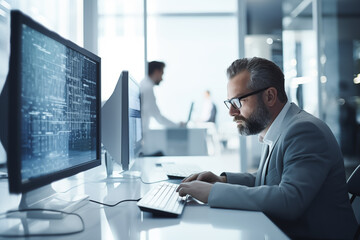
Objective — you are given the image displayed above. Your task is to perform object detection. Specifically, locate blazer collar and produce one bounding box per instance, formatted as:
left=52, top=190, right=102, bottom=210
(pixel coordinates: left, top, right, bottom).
left=281, top=103, right=302, bottom=127
left=263, top=101, right=291, bottom=146
left=264, top=102, right=301, bottom=158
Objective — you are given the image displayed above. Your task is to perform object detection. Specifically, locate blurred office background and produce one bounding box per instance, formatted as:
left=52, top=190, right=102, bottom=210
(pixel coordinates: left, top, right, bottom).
left=0, top=0, right=360, bottom=176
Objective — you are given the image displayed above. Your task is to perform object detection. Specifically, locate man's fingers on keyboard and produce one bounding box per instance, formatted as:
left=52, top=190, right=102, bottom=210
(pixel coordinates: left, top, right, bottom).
left=181, top=175, right=190, bottom=183
left=176, top=182, right=190, bottom=192
left=182, top=174, right=197, bottom=183
left=177, top=184, right=192, bottom=197
left=178, top=187, right=186, bottom=197
left=196, top=172, right=207, bottom=181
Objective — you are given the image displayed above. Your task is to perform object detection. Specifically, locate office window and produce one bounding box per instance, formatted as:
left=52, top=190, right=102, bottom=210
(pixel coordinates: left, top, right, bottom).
left=98, top=0, right=145, bottom=101
left=11, top=0, right=83, bottom=45
left=147, top=0, right=237, bottom=14
left=147, top=0, right=238, bottom=132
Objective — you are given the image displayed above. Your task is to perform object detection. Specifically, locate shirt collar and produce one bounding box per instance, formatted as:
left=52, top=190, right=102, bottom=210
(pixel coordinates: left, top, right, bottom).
left=261, top=101, right=291, bottom=147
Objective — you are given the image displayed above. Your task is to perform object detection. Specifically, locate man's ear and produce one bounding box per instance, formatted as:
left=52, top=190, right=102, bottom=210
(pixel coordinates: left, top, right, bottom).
left=263, top=87, right=277, bottom=107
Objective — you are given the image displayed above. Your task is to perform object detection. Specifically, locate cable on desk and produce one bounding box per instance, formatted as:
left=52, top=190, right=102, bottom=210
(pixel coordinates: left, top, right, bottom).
left=89, top=198, right=142, bottom=207
left=56, top=179, right=104, bottom=194
left=139, top=177, right=169, bottom=185
left=108, top=174, right=169, bottom=185
left=0, top=208, right=85, bottom=238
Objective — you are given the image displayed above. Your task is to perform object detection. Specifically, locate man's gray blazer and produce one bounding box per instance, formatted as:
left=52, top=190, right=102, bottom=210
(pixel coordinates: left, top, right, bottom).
left=208, top=103, right=358, bottom=239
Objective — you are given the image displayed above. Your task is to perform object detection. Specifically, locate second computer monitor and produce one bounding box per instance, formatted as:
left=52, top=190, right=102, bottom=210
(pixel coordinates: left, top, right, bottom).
left=101, top=71, right=142, bottom=171
left=122, top=72, right=143, bottom=170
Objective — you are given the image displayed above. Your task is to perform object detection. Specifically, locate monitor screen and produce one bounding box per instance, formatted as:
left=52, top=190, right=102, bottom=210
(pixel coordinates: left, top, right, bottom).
left=7, top=11, right=101, bottom=193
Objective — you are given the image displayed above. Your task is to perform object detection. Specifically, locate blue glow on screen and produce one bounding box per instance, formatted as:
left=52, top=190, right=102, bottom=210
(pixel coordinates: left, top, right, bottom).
left=20, top=24, right=98, bottom=181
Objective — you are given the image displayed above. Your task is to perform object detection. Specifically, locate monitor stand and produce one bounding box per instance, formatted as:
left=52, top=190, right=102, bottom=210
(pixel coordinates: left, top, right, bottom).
left=105, top=151, right=141, bottom=179
left=110, top=170, right=142, bottom=179
left=0, top=186, right=87, bottom=237
left=10, top=185, right=89, bottom=219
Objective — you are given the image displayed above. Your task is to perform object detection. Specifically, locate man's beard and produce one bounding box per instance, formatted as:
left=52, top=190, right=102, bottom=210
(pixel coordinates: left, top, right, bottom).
left=233, top=98, right=271, bottom=136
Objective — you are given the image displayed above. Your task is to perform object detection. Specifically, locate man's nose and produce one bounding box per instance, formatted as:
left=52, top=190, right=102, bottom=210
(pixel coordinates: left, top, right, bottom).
left=229, top=104, right=240, bottom=116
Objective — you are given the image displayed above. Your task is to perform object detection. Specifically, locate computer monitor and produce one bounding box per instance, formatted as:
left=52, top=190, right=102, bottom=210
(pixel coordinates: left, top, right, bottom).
left=126, top=73, right=143, bottom=169
left=186, top=102, right=194, bottom=125
left=101, top=71, right=142, bottom=174
left=6, top=10, right=101, bottom=194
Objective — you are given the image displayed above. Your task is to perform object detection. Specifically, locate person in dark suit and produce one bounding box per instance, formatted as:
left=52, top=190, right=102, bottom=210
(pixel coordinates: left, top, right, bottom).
left=177, top=57, right=358, bottom=239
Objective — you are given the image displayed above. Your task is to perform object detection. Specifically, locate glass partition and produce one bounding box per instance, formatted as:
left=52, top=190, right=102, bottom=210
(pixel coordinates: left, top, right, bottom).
left=282, top=0, right=360, bottom=172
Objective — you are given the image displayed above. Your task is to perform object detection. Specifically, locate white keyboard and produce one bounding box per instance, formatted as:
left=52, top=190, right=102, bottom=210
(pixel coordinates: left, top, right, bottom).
left=137, top=183, right=187, bottom=217
left=161, top=163, right=202, bottom=179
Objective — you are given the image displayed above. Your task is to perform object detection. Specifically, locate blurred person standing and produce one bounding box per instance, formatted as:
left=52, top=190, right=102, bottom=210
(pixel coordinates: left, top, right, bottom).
left=200, top=90, right=217, bottom=123
left=140, top=61, right=182, bottom=156
left=140, top=61, right=178, bottom=132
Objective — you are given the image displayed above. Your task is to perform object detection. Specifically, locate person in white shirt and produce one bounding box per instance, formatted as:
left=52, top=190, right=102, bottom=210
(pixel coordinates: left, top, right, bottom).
left=200, top=90, right=217, bottom=123
left=140, top=61, right=178, bottom=133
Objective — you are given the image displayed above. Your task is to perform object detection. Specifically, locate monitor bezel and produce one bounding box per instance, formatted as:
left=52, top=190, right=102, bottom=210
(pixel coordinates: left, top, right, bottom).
left=7, top=10, right=101, bottom=193
left=120, top=71, right=129, bottom=170
left=120, top=72, right=142, bottom=171
left=128, top=75, right=143, bottom=160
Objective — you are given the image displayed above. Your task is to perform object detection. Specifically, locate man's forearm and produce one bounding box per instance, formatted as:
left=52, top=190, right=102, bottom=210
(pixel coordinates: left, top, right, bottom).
left=221, top=172, right=256, bottom=187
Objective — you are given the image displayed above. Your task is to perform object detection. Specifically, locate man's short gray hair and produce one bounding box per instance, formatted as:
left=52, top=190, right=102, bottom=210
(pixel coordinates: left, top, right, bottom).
left=227, top=57, right=288, bottom=103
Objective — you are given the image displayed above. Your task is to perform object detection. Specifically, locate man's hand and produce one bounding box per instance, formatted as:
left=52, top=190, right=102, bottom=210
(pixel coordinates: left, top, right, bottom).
left=176, top=181, right=213, bottom=203
left=182, top=171, right=226, bottom=184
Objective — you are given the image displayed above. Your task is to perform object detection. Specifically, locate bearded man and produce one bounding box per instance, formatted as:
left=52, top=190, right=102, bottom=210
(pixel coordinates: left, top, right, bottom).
left=176, top=57, right=357, bottom=240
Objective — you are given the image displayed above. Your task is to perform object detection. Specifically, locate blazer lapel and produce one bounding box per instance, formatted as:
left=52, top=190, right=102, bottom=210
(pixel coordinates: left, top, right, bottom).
left=255, top=144, right=269, bottom=186
left=257, top=103, right=302, bottom=186
left=261, top=136, right=281, bottom=185
left=281, top=103, right=302, bottom=127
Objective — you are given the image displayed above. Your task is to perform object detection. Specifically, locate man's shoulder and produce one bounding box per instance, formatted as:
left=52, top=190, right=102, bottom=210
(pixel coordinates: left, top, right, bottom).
left=139, top=78, right=147, bottom=87
left=284, top=104, right=325, bottom=129
left=140, top=78, right=153, bottom=91
left=281, top=106, right=335, bottom=143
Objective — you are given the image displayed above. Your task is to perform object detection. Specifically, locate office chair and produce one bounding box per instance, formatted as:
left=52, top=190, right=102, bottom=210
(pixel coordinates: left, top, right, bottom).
left=348, top=164, right=360, bottom=240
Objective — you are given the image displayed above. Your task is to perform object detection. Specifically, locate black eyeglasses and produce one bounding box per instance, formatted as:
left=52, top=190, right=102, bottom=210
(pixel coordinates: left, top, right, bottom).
left=224, top=87, right=270, bottom=110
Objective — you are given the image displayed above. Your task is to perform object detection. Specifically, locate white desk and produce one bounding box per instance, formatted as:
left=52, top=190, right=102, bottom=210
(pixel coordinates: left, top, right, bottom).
left=0, top=156, right=289, bottom=240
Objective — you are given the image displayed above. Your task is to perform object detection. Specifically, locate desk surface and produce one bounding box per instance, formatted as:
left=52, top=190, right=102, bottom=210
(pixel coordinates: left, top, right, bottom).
left=0, top=156, right=289, bottom=240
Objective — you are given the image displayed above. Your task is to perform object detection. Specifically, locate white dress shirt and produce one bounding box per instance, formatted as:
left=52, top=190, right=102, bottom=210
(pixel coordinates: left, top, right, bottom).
left=261, top=101, right=291, bottom=150
left=140, top=76, right=177, bottom=132
left=259, top=101, right=291, bottom=185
